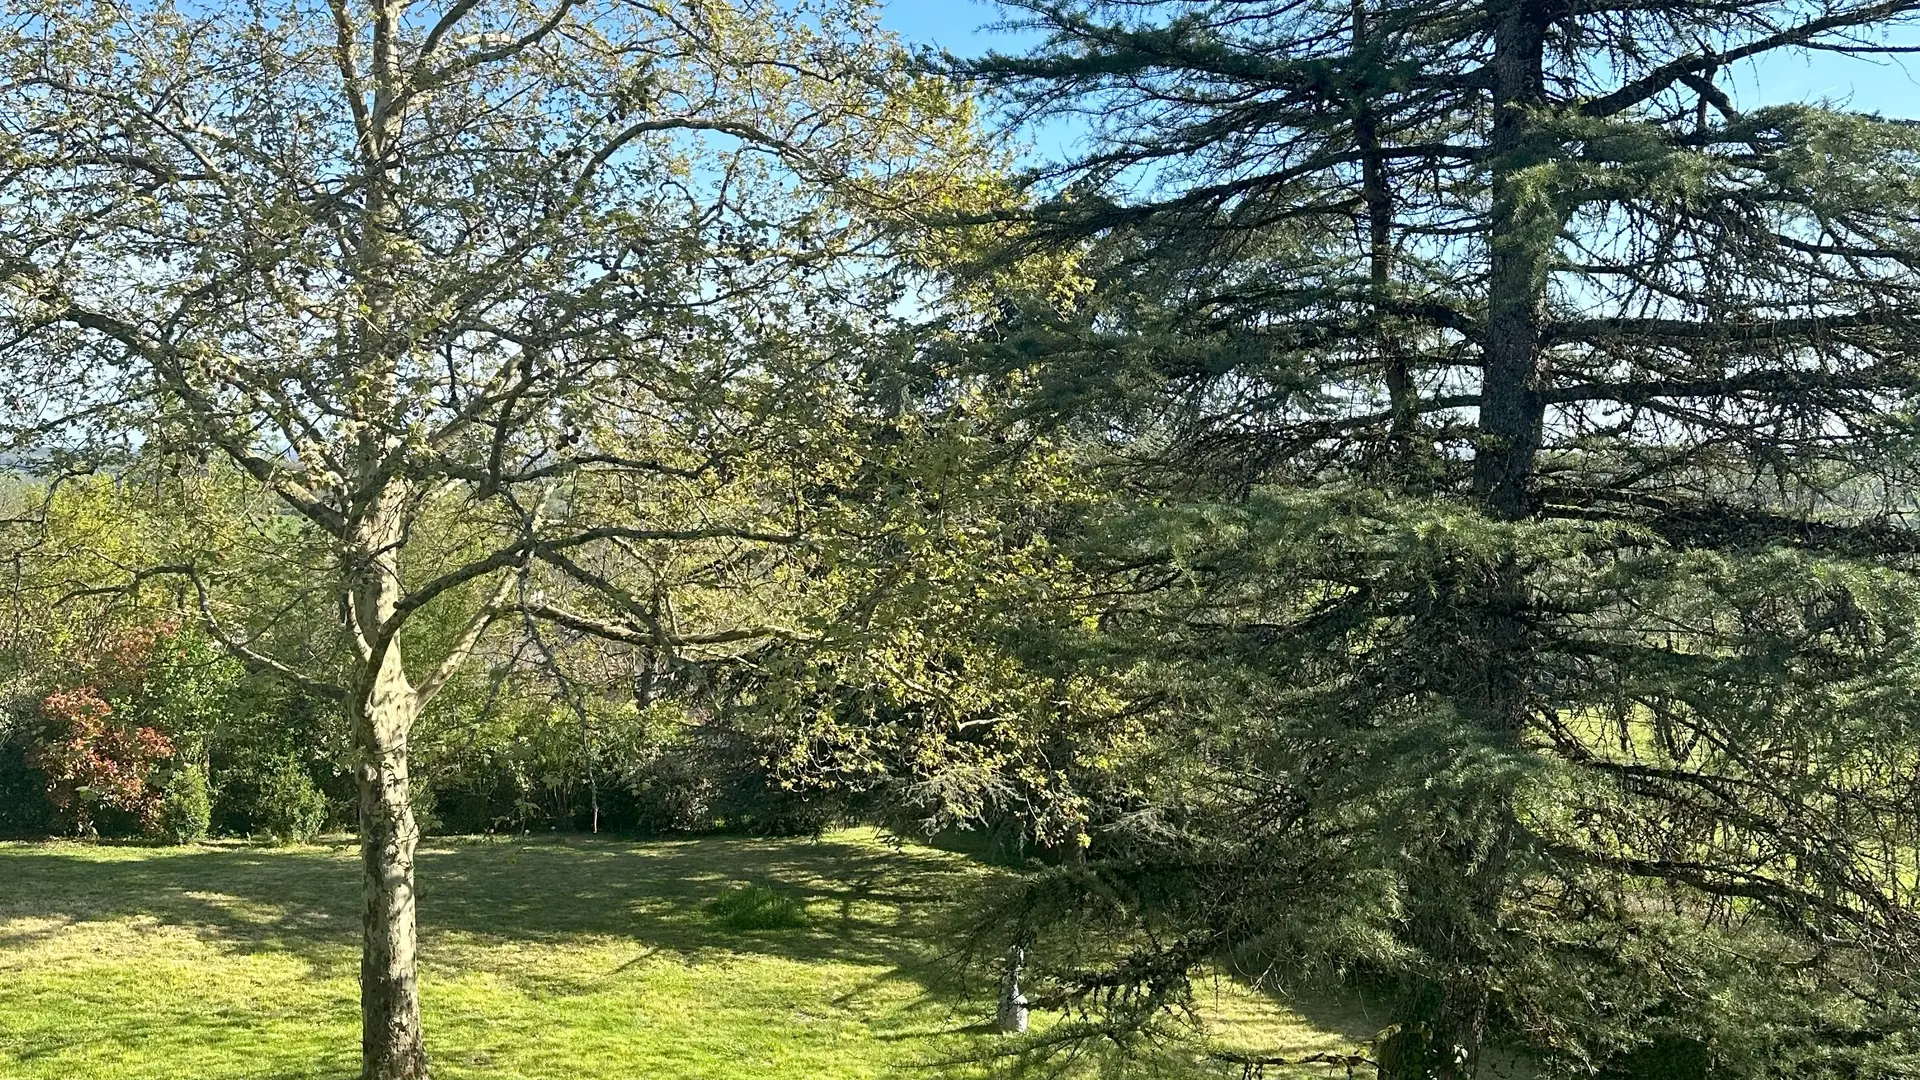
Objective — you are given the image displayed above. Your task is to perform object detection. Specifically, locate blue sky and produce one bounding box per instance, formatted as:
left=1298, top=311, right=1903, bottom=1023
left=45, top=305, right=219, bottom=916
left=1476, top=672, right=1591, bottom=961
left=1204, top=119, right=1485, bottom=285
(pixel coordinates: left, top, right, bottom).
left=876, top=1, right=1920, bottom=117
left=878, top=1, right=1020, bottom=53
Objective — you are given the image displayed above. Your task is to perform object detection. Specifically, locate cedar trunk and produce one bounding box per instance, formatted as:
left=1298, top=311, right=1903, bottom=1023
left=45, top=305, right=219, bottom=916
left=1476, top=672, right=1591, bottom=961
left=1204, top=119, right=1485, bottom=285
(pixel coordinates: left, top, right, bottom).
left=1386, top=2, right=1559, bottom=1076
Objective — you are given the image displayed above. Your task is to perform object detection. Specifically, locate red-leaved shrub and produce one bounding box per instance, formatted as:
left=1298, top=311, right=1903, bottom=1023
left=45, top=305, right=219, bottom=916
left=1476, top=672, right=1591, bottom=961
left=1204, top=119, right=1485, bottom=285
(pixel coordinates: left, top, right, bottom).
left=31, top=685, right=175, bottom=836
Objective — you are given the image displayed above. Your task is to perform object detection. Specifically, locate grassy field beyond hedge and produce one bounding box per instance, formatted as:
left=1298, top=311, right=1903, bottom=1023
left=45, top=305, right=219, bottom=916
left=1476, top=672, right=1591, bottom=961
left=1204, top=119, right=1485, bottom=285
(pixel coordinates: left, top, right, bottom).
left=0, top=830, right=1373, bottom=1078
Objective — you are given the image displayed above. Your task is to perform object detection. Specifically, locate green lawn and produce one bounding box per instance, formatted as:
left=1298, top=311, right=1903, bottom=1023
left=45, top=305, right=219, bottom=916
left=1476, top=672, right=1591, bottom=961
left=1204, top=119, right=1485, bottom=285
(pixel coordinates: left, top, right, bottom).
left=0, top=830, right=1374, bottom=1078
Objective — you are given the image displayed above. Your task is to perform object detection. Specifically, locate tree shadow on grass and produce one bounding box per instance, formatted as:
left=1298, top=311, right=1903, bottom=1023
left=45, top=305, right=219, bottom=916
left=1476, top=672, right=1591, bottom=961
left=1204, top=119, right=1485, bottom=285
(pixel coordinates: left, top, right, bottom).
left=0, top=833, right=988, bottom=990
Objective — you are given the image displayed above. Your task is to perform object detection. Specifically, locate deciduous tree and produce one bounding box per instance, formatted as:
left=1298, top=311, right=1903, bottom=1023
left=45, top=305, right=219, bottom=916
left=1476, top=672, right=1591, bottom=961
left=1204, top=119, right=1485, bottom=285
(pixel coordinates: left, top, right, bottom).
left=0, top=1, right=967, bottom=1074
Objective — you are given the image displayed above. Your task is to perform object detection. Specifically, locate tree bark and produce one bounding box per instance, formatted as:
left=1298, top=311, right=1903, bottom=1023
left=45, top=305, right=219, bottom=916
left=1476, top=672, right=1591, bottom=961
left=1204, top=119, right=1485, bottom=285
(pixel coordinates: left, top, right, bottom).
left=996, top=945, right=1030, bottom=1034
left=356, top=647, right=427, bottom=1080
left=344, top=4, right=428, bottom=1066
left=350, top=487, right=429, bottom=1080
left=1352, top=0, right=1415, bottom=462
left=1472, top=0, right=1554, bottom=526
left=1386, top=3, right=1561, bottom=1077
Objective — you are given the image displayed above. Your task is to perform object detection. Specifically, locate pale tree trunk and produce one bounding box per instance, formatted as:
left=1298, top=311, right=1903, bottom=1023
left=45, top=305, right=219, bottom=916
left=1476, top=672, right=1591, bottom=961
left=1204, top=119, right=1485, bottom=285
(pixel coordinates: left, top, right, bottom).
left=356, top=643, right=426, bottom=1080
left=995, top=945, right=1029, bottom=1034
left=349, top=490, right=429, bottom=1080
left=342, top=1, right=426, bottom=1066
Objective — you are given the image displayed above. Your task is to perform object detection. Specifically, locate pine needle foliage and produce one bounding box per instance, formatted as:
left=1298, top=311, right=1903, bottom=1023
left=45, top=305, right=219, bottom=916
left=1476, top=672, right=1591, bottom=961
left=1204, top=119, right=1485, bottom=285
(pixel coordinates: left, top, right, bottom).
left=891, top=1, right=1920, bottom=1075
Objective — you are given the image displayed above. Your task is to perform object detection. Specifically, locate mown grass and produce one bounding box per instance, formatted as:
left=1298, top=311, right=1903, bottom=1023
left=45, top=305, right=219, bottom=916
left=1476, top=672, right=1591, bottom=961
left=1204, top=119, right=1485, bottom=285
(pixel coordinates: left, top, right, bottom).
left=708, top=883, right=811, bottom=931
left=0, top=829, right=1374, bottom=1078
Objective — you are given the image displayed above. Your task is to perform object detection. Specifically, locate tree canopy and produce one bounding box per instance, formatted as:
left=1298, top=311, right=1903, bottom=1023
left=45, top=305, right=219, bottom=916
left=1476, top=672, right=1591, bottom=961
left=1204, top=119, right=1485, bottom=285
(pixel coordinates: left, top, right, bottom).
left=872, top=0, right=1920, bottom=1075
left=0, top=0, right=981, bottom=1074
left=11, top=1, right=1920, bottom=1077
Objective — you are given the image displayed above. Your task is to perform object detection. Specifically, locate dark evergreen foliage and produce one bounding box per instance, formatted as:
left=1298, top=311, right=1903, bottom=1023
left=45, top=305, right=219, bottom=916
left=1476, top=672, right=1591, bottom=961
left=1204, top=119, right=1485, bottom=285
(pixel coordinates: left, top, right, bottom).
left=932, top=1, right=1920, bottom=1074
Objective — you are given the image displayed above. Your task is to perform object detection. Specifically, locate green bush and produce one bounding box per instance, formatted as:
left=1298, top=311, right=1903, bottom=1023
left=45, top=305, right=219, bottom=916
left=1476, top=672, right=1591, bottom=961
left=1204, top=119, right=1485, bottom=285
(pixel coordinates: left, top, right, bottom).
left=159, top=764, right=212, bottom=844
left=707, top=884, right=809, bottom=931
left=612, top=722, right=847, bottom=837
left=254, top=758, right=327, bottom=843
left=408, top=779, right=442, bottom=836
left=0, top=715, right=52, bottom=838
left=207, top=688, right=350, bottom=839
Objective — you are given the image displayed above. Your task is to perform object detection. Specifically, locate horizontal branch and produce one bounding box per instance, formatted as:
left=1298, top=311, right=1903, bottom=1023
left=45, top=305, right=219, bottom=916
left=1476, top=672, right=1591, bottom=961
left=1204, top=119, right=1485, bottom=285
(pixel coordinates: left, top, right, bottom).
left=1581, top=0, right=1920, bottom=118
left=1539, top=840, right=1855, bottom=924
left=1547, top=310, right=1920, bottom=344
left=393, top=519, right=794, bottom=623
left=60, top=563, right=347, bottom=701
left=1541, top=489, right=1920, bottom=555
left=504, top=599, right=816, bottom=650
left=1541, top=368, right=1909, bottom=405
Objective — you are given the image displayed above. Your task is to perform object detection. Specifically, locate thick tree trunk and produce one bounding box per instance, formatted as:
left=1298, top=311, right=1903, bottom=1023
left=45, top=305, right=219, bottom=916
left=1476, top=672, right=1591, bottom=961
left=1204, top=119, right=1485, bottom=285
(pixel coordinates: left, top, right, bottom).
left=1472, top=0, right=1553, bottom=526
left=1386, top=3, right=1561, bottom=1077
left=347, top=1, right=424, bottom=1067
left=356, top=646, right=427, bottom=1080
left=348, top=483, right=429, bottom=1080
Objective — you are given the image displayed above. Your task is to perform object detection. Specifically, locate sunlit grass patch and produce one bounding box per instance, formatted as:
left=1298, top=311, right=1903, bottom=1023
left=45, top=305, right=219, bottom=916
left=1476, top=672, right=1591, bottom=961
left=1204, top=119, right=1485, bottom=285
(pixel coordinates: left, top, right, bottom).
left=0, top=830, right=1362, bottom=1079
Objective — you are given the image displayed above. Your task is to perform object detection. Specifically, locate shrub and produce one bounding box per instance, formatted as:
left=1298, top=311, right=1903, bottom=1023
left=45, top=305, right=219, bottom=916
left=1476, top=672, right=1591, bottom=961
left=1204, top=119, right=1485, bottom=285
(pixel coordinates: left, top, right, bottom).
left=31, top=686, right=174, bottom=837
left=208, top=690, right=350, bottom=838
left=253, top=758, right=328, bottom=843
left=707, top=884, right=809, bottom=931
left=614, top=721, right=847, bottom=837
left=0, top=714, right=52, bottom=838
left=408, top=779, right=442, bottom=836
left=160, top=764, right=212, bottom=844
